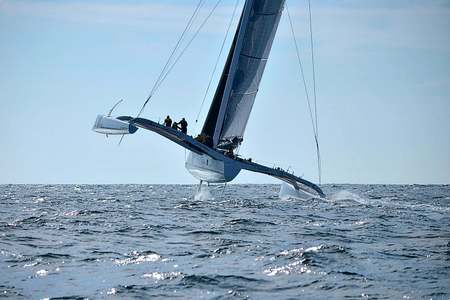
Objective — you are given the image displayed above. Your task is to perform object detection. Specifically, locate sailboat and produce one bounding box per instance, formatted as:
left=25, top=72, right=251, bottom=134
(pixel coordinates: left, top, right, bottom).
left=92, top=0, right=325, bottom=198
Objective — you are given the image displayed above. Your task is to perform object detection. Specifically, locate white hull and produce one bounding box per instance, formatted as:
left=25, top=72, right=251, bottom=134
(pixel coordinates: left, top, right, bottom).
left=92, top=115, right=137, bottom=135
left=185, top=152, right=241, bottom=183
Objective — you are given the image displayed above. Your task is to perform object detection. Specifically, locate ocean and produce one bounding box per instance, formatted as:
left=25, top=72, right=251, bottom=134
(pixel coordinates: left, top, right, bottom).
left=1, top=184, right=449, bottom=299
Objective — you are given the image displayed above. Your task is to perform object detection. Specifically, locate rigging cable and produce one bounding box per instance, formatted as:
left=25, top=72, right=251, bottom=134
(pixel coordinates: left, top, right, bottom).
left=151, top=0, right=224, bottom=100
left=308, top=0, right=322, bottom=184
left=286, top=3, right=322, bottom=184
left=308, top=0, right=319, bottom=140
left=195, top=0, right=240, bottom=132
left=136, top=0, right=205, bottom=118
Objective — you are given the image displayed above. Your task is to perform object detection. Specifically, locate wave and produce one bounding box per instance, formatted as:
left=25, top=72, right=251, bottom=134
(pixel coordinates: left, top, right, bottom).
left=142, top=271, right=183, bottom=281
left=226, top=218, right=277, bottom=226
left=114, top=250, right=161, bottom=265
left=186, top=230, right=223, bottom=235
left=182, top=274, right=265, bottom=288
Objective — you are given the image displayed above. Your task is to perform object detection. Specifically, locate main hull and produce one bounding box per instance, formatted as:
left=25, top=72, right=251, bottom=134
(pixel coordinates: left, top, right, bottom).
left=185, top=152, right=241, bottom=183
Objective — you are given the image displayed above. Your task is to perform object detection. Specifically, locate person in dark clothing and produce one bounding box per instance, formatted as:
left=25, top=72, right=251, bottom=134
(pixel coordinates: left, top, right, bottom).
left=172, top=122, right=179, bottom=130
left=179, top=118, right=188, bottom=134
left=164, top=115, right=172, bottom=127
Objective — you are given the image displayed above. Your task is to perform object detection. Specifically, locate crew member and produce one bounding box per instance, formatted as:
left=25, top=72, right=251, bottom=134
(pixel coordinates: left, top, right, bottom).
left=172, top=122, right=179, bottom=130
left=164, top=115, right=172, bottom=127
left=179, top=118, right=188, bottom=134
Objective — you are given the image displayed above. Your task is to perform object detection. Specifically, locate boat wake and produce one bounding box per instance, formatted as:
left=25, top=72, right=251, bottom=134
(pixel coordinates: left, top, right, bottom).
left=279, top=184, right=369, bottom=205
left=194, top=184, right=213, bottom=201
left=278, top=183, right=318, bottom=201
left=327, top=190, right=367, bottom=205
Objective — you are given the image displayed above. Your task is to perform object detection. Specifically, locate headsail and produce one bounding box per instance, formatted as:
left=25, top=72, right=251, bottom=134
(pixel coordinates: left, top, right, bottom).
left=201, top=0, right=286, bottom=149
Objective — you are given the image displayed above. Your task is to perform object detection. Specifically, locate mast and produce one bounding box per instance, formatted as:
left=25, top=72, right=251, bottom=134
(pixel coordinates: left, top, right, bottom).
left=201, top=0, right=286, bottom=149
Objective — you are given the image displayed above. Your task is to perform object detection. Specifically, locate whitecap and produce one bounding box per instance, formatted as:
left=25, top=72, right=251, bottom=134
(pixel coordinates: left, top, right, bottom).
left=279, top=248, right=303, bottom=256
left=36, top=269, right=48, bottom=277
left=142, top=271, right=182, bottom=281
left=305, top=245, right=323, bottom=253
left=264, top=260, right=310, bottom=276
left=34, top=197, right=45, bottom=203
left=63, top=210, right=79, bottom=217
left=353, top=220, right=369, bottom=226
left=278, top=245, right=323, bottom=257
left=23, top=262, right=38, bottom=268
left=114, top=252, right=161, bottom=265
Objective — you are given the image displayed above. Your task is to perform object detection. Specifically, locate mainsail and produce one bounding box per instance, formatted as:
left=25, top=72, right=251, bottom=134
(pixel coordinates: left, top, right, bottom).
left=201, top=0, right=286, bottom=148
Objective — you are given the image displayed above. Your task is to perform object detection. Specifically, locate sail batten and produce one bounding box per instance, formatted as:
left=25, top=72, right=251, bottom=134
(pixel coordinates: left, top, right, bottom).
left=202, top=0, right=285, bottom=148
left=240, top=53, right=268, bottom=60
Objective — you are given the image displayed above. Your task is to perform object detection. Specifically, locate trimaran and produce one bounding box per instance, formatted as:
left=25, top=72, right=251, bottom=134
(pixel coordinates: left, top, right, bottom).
left=93, top=0, right=325, bottom=198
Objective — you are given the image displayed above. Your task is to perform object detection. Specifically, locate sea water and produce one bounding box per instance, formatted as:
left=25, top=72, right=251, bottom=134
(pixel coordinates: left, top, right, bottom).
left=0, top=184, right=449, bottom=299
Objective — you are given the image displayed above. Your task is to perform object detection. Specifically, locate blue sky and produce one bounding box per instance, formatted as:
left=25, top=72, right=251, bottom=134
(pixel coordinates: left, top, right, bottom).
left=0, top=0, right=449, bottom=184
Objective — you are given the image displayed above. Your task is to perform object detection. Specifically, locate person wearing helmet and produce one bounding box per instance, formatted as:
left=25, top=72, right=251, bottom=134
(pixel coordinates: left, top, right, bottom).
left=164, top=115, right=172, bottom=127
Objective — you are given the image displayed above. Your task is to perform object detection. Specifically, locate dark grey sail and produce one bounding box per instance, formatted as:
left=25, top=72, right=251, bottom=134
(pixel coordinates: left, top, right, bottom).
left=200, top=17, right=240, bottom=145
left=201, top=0, right=286, bottom=149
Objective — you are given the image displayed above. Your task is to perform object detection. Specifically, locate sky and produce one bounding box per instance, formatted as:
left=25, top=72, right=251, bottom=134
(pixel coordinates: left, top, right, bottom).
left=0, top=0, right=449, bottom=184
